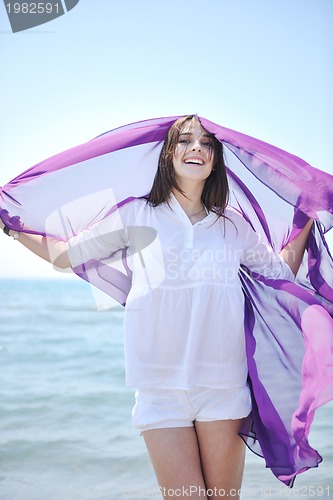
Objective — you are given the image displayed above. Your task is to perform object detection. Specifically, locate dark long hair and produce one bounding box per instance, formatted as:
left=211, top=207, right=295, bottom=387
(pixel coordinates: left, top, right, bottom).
left=147, top=115, right=229, bottom=218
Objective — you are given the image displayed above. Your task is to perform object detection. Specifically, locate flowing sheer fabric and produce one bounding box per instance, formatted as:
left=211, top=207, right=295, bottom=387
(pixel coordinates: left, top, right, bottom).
left=1, top=116, right=332, bottom=486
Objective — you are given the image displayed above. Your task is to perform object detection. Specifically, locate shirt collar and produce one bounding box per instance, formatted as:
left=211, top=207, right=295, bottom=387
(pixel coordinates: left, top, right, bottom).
left=166, top=192, right=216, bottom=226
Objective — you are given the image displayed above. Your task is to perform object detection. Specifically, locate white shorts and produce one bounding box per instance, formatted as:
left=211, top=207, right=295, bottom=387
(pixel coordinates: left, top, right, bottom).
left=132, top=385, right=252, bottom=433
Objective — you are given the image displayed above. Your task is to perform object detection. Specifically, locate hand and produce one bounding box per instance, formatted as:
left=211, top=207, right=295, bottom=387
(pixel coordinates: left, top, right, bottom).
left=0, top=219, right=5, bottom=231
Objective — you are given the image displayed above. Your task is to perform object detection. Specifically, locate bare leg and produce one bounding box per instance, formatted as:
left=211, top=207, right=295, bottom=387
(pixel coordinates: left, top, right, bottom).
left=142, top=426, right=208, bottom=500
left=195, top=419, right=246, bottom=500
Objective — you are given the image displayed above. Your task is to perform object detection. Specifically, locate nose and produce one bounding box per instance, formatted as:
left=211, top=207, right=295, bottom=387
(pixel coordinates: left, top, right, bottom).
left=191, top=139, right=201, bottom=151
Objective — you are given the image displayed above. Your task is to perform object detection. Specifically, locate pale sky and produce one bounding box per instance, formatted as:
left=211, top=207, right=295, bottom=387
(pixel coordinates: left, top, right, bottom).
left=0, top=0, right=332, bottom=278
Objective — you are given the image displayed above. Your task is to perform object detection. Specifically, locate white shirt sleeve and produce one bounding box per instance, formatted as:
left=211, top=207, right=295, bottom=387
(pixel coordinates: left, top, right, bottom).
left=67, top=202, right=135, bottom=267
left=238, top=215, right=295, bottom=281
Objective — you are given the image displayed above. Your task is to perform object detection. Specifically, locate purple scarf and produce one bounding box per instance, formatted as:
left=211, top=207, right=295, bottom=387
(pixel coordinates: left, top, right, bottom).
left=1, top=116, right=332, bottom=486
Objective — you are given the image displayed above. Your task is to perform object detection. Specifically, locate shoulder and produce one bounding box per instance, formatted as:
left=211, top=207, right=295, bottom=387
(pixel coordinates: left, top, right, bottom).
left=223, top=207, right=250, bottom=229
left=120, top=197, right=148, bottom=209
left=219, top=207, right=255, bottom=245
left=118, top=197, right=149, bottom=218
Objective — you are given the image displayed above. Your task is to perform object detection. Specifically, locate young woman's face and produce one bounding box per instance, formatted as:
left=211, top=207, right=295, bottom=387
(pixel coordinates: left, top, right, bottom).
left=172, top=120, right=214, bottom=186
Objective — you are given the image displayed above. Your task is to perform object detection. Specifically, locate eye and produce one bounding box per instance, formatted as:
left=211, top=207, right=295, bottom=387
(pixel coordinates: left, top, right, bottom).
left=202, top=141, right=213, bottom=147
left=178, top=139, right=189, bottom=144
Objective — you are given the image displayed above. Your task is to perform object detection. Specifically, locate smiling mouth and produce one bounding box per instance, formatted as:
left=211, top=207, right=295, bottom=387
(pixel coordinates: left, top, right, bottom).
left=184, top=158, right=204, bottom=165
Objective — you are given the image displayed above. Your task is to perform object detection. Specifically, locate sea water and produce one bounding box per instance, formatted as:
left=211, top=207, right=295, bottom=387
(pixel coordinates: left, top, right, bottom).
left=0, top=279, right=332, bottom=500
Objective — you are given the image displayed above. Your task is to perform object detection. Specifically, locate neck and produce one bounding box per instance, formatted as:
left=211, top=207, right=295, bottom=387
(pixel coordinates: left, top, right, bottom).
left=172, top=185, right=205, bottom=217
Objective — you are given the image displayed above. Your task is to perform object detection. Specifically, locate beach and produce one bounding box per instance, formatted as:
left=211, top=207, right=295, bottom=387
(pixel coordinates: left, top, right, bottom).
left=1, top=279, right=332, bottom=499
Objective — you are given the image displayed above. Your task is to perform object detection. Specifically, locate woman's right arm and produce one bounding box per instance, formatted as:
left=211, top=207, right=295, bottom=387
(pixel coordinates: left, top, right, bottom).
left=0, top=219, right=70, bottom=269
left=0, top=200, right=139, bottom=270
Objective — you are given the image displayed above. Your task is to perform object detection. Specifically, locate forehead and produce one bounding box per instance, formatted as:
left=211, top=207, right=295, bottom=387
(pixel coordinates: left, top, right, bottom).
left=178, top=119, right=210, bottom=137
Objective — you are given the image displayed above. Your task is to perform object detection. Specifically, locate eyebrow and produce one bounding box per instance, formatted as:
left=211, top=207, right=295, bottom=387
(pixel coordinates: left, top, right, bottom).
left=179, top=132, right=212, bottom=138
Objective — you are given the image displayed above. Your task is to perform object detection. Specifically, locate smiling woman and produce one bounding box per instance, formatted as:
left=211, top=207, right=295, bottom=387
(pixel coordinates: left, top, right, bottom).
left=0, top=115, right=332, bottom=499
left=148, top=116, right=229, bottom=223
left=172, top=121, right=215, bottom=213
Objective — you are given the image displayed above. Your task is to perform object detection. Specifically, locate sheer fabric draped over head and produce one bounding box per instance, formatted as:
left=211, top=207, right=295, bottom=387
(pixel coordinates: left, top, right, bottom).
left=1, top=115, right=332, bottom=486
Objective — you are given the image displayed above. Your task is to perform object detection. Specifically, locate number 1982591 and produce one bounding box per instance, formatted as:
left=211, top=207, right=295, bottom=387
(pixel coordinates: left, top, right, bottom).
left=6, top=3, right=60, bottom=14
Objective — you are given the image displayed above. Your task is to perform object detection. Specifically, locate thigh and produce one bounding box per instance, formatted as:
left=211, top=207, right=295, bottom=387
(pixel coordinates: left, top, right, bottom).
left=195, top=419, right=246, bottom=500
left=143, top=427, right=208, bottom=500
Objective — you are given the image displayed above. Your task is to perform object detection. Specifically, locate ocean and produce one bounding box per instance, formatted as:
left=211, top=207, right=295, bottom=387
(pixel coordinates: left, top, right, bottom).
left=0, top=279, right=332, bottom=500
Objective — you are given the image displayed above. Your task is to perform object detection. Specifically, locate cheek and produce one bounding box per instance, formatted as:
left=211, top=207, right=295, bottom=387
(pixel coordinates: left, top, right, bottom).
left=174, top=145, right=186, bottom=158
left=172, top=155, right=181, bottom=173
left=207, top=149, right=214, bottom=161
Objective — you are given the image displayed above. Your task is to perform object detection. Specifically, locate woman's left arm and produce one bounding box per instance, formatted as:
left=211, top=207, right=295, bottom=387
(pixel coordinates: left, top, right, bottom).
left=279, top=218, right=314, bottom=276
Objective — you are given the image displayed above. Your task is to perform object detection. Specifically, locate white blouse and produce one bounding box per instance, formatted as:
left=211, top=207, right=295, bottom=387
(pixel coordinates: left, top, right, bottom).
left=68, top=194, right=294, bottom=390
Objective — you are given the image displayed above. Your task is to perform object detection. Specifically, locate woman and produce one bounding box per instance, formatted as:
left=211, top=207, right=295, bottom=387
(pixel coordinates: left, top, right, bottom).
left=0, top=116, right=326, bottom=499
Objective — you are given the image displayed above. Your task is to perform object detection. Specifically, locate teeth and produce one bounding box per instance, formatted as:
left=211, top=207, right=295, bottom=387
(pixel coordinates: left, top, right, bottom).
left=185, top=159, right=203, bottom=165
